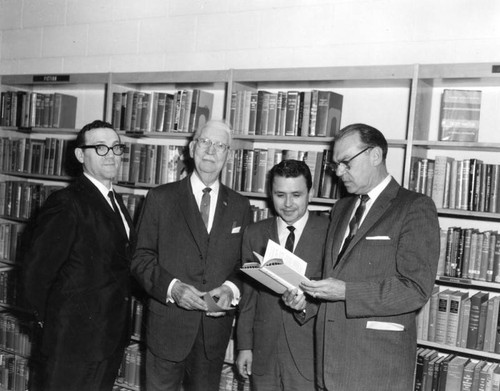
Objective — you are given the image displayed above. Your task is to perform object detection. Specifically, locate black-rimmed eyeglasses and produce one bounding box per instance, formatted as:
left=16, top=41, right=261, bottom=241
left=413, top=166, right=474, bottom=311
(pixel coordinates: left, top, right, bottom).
left=79, top=144, right=126, bottom=156
left=329, top=146, right=373, bottom=172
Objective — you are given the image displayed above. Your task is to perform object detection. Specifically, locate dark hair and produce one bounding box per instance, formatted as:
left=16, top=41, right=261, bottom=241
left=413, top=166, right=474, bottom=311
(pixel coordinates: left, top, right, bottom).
left=75, top=120, right=116, bottom=147
left=268, top=159, right=312, bottom=192
left=336, top=123, right=388, bottom=161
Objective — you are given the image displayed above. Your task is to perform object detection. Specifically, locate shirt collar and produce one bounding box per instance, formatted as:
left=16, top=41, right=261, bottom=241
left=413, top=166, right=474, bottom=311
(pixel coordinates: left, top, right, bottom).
left=190, top=172, right=220, bottom=195
left=276, top=210, right=309, bottom=233
left=366, top=174, right=392, bottom=203
left=84, top=172, right=113, bottom=198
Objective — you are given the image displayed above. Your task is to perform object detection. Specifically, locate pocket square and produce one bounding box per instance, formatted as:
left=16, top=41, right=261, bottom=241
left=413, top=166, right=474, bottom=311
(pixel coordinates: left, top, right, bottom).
left=231, top=226, right=241, bottom=234
left=366, top=236, right=391, bottom=240
left=366, top=321, right=404, bottom=331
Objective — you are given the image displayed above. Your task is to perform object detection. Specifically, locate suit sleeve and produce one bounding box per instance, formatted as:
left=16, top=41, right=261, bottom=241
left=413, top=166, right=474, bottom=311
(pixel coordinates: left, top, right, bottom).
left=22, top=192, right=77, bottom=321
left=235, top=226, right=258, bottom=350
left=345, top=196, right=440, bottom=317
left=130, top=189, right=172, bottom=303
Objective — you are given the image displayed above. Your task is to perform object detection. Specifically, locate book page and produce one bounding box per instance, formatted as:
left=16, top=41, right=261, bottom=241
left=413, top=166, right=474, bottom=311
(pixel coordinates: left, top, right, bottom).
left=263, top=239, right=307, bottom=275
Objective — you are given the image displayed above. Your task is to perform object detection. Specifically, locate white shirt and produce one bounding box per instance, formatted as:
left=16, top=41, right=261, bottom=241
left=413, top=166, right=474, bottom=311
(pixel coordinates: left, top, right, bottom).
left=166, top=174, right=239, bottom=306
left=276, top=210, right=309, bottom=252
left=84, top=173, right=130, bottom=238
left=341, top=174, right=392, bottom=244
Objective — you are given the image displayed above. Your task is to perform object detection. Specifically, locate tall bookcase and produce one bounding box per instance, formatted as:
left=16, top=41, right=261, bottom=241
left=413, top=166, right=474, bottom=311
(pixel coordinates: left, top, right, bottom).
left=1, top=63, right=499, bottom=390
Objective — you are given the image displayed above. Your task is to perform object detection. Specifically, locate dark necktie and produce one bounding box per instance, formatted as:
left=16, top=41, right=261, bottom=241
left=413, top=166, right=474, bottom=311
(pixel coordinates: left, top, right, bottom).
left=285, top=226, right=295, bottom=252
left=200, top=187, right=211, bottom=229
left=337, top=194, right=370, bottom=260
left=108, top=190, right=125, bottom=229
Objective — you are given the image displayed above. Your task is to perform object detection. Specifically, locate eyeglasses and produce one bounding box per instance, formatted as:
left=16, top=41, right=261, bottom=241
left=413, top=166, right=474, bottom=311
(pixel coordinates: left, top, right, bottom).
left=79, top=144, right=126, bottom=156
left=329, top=146, right=373, bottom=172
left=195, top=137, right=230, bottom=153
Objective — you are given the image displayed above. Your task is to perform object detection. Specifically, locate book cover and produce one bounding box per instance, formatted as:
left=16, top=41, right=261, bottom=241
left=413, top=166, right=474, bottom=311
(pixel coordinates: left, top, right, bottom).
left=51, top=93, right=77, bottom=129
left=467, top=292, right=490, bottom=349
left=427, top=288, right=441, bottom=342
left=475, top=297, right=490, bottom=350
left=457, top=297, right=471, bottom=348
left=439, top=89, right=481, bottom=142
left=432, top=156, right=454, bottom=209
left=314, top=90, right=343, bottom=137
left=446, top=290, right=469, bottom=346
left=482, top=296, right=500, bottom=352
left=240, top=239, right=310, bottom=294
left=445, top=356, right=470, bottom=391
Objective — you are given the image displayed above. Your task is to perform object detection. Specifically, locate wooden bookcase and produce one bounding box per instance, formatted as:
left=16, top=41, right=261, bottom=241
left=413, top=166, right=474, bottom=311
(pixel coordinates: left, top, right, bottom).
left=1, top=62, right=500, bottom=390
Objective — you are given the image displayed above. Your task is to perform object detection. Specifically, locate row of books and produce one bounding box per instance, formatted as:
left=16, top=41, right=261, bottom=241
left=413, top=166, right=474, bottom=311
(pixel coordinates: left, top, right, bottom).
left=115, top=343, right=143, bottom=390
left=219, top=365, right=249, bottom=391
left=414, top=349, right=498, bottom=391
left=410, top=156, right=500, bottom=213
left=0, top=181, right=64, bottom=221
left=0, top=269, right=19, bottom=308
left=228, top=89, right=343, bottom=138
left=439, top=89, right=482, bottom=142
left=0, top=224, right=23, bottom=264
left=0, top=137, right=72, bottom=178
left=111, top=89, right=214, bottom=134
left=0, top=354, right=29, bottom=391
left=221, top=148, right=346, bottom=200
left=117, top=142, right=188, bottom=186
left=417, top=288, right=500, bottom=353
left=437, top=227, right=500, bottom=281
left=0, top=90, right=77, bottom=129
left=0, top=312, right=34, bottom=357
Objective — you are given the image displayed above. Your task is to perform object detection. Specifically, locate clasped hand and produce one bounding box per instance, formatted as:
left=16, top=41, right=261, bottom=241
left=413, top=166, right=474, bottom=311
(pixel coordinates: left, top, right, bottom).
left=171, top=281, right=233, bottom=317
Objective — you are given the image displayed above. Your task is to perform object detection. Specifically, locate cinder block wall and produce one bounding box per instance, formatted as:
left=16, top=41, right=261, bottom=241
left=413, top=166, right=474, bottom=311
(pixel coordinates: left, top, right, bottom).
left=1, top=0, right=499, bottom=74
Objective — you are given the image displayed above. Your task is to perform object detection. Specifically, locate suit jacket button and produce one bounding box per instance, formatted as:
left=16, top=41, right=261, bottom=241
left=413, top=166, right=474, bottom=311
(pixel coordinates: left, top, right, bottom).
left=202, top=279, right=207, bottom=284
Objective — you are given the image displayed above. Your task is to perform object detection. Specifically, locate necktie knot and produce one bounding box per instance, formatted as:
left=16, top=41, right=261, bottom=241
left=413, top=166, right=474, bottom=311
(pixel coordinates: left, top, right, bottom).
left=287, top=226, right=295, bottom=234
left=360, top=194, right=370, bottom=204
left=203, top=187, right=212, bottom=195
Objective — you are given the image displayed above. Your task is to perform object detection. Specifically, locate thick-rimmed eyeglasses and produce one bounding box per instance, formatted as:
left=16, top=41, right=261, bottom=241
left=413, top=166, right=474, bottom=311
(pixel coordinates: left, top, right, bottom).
left=79, top=144, right=126, bottom=156
left=329, top=146, right=373, bottom=172
left=195, top=137, right=230, bottom=153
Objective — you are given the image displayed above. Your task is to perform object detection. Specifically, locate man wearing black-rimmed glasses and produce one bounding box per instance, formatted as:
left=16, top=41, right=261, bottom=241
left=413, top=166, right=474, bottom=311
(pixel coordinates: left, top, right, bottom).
left=22, top=120, right=136, bottom=391
left=132, top=119, right=251, bottom=391
left=284, top=123, right=440, bottom=390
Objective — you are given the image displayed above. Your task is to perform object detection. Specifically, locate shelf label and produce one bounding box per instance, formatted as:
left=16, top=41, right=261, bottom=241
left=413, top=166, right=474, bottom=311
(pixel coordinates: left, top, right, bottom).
left=33, top=75, right=70, bottom=82
left=492, top=65, right=500, bottom=73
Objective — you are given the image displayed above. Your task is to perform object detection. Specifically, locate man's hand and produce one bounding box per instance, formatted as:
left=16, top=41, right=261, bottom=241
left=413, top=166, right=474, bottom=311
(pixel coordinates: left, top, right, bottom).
left=282, top=288, right=307, bottom=311
left=300, top=277, right=346, bottom=301
left=171, top=281, right=208, bottom=311
left=236, top=350, right=253, bottom=378
left=206, top=284, right=234, bottom=317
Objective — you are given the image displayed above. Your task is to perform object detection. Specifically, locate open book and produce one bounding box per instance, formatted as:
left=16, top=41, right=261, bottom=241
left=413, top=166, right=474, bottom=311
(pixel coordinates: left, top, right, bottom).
left=240, top=239, right=310, bottom=294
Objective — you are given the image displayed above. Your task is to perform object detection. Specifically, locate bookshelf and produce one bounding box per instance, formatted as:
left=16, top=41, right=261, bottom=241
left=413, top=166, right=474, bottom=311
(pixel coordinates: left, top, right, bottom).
left=412, top=63, right=500, bottom=389
left=2, top=62, right=500, bottom=390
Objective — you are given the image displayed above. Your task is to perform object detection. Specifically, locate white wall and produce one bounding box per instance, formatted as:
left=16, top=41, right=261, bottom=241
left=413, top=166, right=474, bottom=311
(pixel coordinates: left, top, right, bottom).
left=1, top=0, right=500, bottom=74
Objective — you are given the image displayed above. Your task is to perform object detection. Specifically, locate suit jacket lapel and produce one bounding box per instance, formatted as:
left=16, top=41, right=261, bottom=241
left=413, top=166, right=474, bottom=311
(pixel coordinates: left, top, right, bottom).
left=334, top=179, right=400, bottom=270
left=178, top=177, right=209, bottom=254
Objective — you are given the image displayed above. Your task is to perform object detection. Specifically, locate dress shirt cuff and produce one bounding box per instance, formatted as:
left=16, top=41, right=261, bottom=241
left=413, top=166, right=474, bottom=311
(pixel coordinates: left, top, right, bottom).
left=224, top=281, right=240, bottom=306
left=166, top=278, right=178, bottom=303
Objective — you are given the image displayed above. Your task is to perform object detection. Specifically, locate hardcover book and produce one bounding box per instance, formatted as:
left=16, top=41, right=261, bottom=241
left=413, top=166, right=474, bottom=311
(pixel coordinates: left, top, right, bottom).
left=439, top=89, right=481, bottom=142
left=240, top=239, right=310, bottom=294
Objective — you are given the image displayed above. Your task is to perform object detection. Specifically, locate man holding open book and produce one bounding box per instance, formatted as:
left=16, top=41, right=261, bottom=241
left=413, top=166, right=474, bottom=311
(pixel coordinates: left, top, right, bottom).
left=286, top=123, right=440, bottom=390
left=236, top=159, right=328, bottom=391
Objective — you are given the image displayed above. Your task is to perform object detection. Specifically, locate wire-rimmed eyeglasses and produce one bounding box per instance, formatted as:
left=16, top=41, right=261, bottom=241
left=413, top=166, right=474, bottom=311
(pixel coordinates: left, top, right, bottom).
left=195, top=137, right=230, bottom=153
left=79, top=144, right=126, bottom=156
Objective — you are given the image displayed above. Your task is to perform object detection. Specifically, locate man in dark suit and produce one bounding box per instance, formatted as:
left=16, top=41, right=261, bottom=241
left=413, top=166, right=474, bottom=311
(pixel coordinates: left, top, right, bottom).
left=22, top=120, right=136, bottom=391
left=287, top=123, right=440, bottom=390
left=131, top=120, right=252, bottom=391
left=236, top=160, right=328, bottom=391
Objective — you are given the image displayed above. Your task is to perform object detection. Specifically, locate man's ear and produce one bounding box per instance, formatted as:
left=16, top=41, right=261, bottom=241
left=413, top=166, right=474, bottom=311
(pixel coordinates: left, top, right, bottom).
left=188, top=140, right=196, bottom=158
left=74, top=147, right=84, bottom=164
left=371, top=146, right=383, bottom=166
